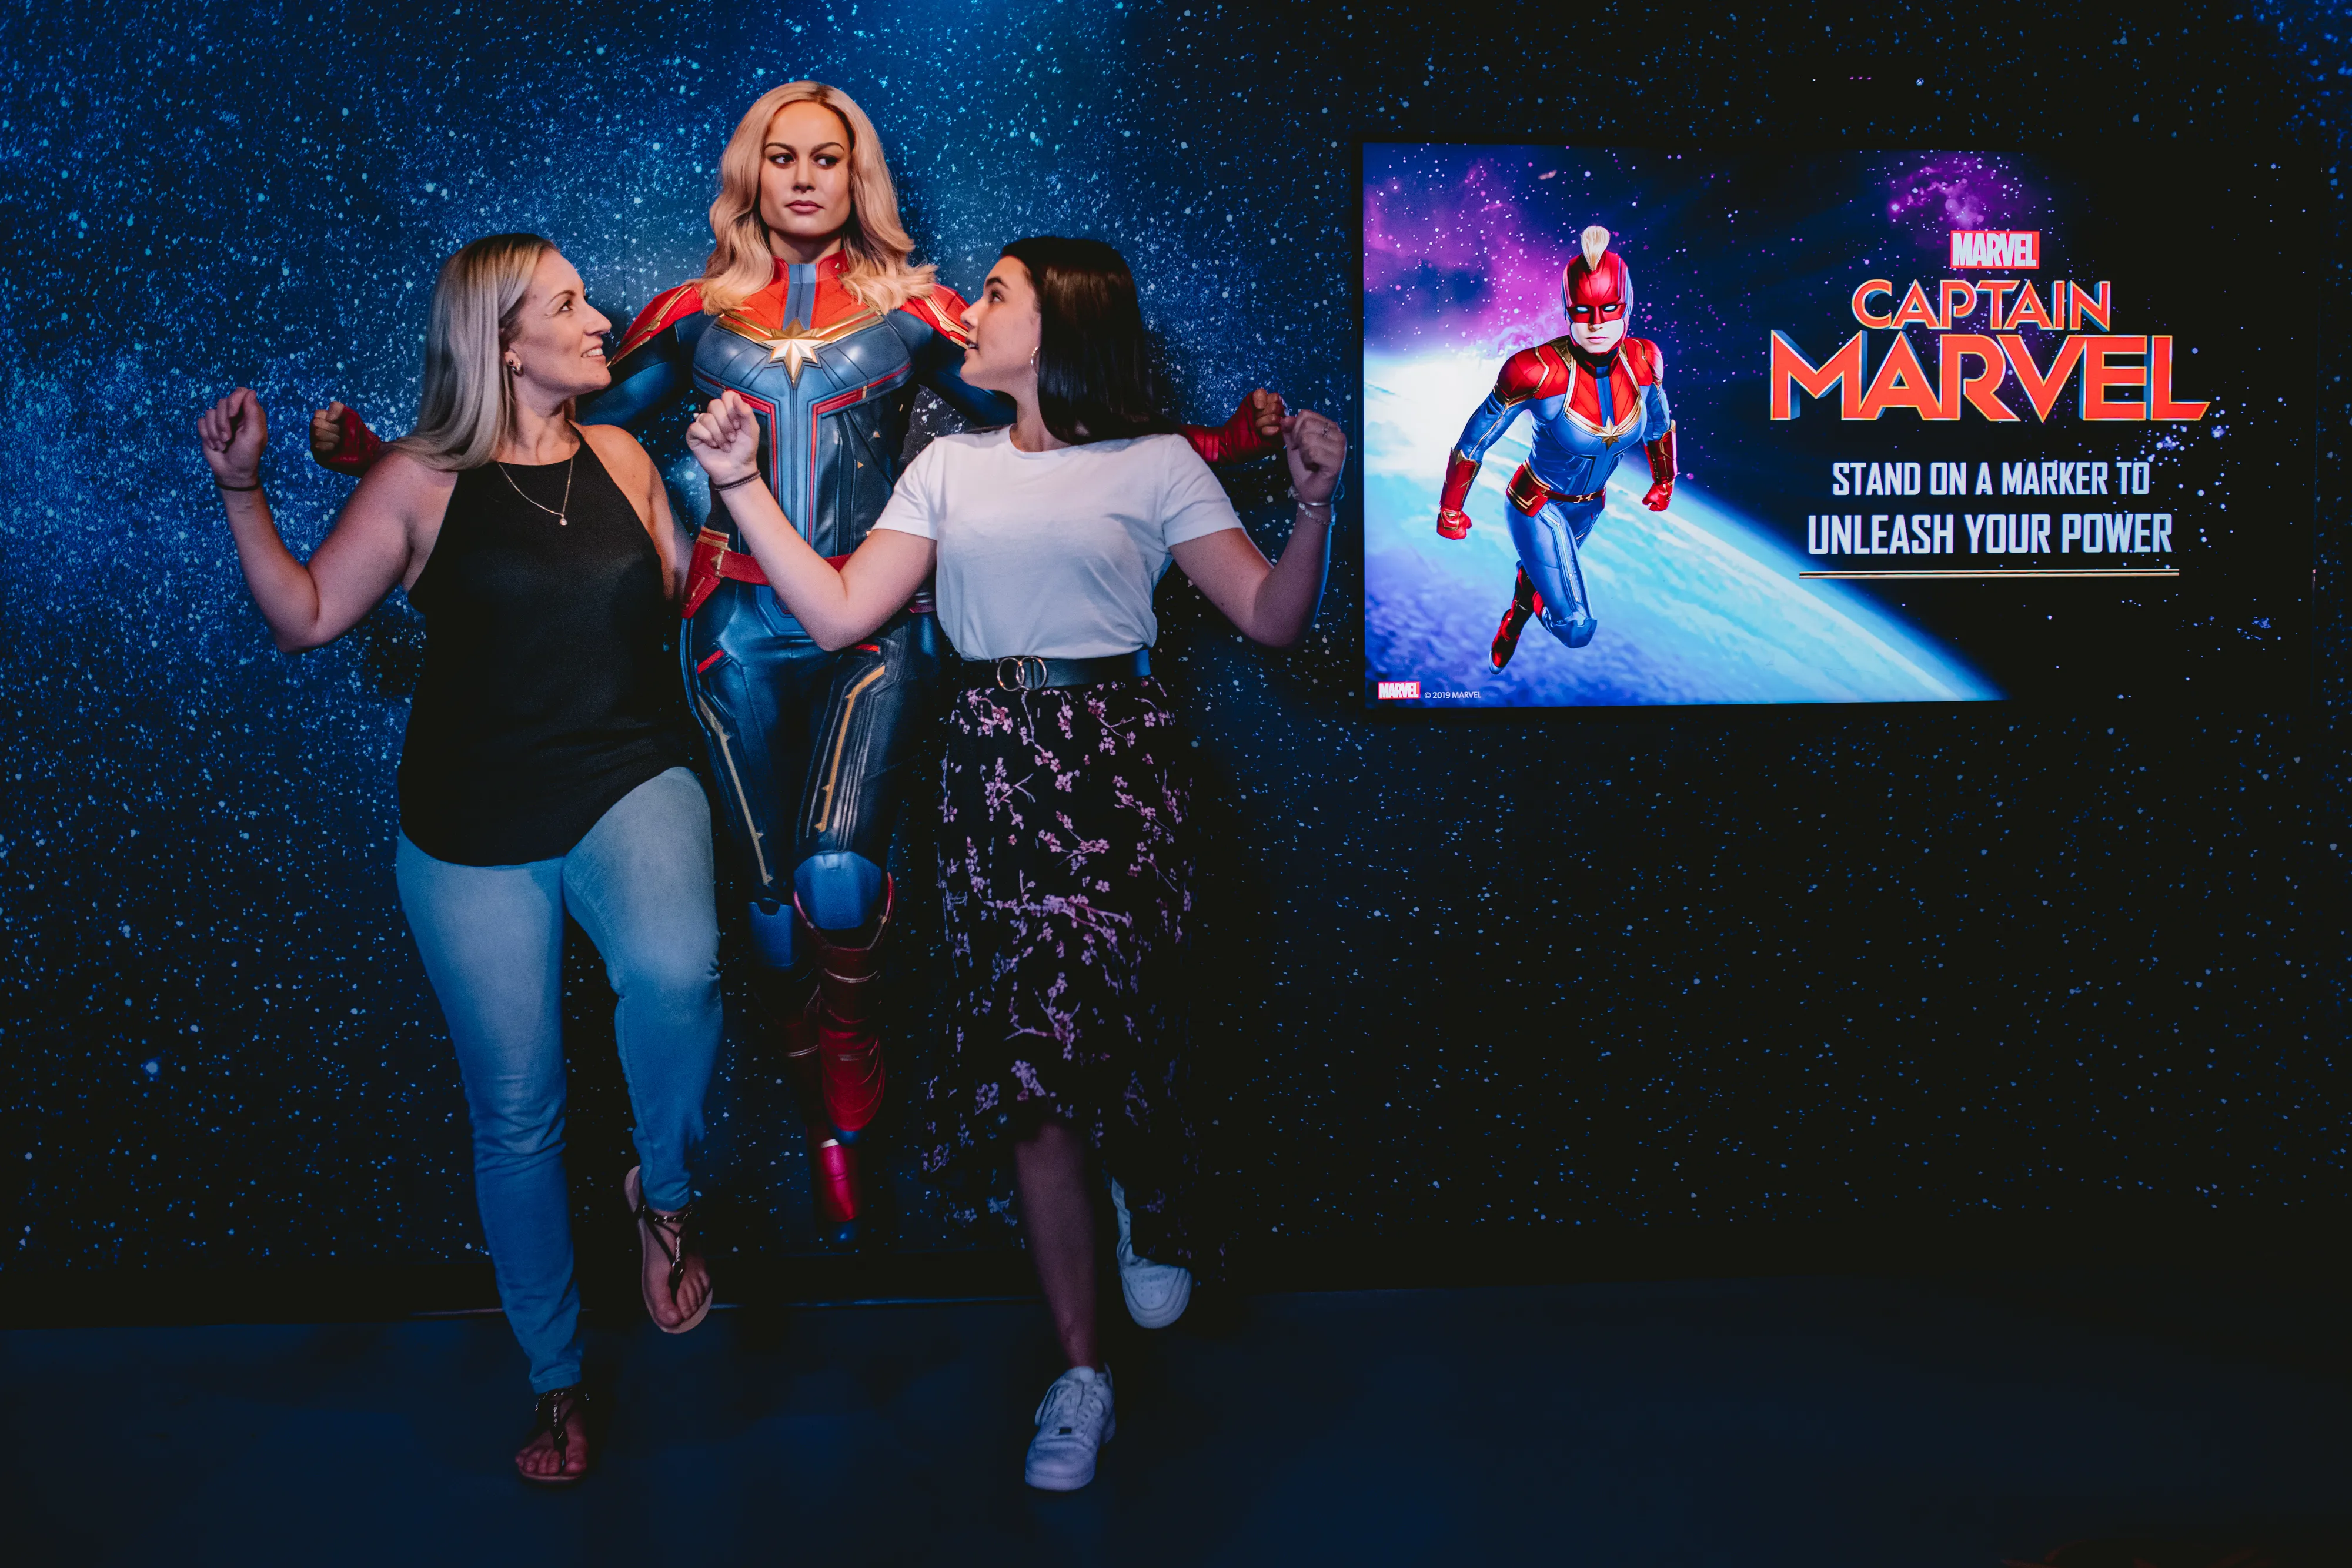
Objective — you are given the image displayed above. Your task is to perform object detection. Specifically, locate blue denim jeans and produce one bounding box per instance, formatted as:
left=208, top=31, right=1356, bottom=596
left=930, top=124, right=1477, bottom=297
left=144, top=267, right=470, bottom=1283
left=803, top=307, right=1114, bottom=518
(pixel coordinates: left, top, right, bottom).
left=395, top=767, right=722, bottom=1393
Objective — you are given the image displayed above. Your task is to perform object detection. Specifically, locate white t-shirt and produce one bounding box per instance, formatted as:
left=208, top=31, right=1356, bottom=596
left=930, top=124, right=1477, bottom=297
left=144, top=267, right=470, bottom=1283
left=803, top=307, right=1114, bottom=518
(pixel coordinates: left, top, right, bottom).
left=871, top=428, right=1242, bottom=660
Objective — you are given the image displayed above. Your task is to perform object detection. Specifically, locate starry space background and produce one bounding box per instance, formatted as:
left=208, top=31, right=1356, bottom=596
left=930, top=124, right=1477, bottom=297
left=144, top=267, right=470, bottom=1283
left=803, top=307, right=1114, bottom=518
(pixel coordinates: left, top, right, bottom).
left=1362, top=145, right=2311, bottom=706
left=1, top=1, right=2348, bottom=1310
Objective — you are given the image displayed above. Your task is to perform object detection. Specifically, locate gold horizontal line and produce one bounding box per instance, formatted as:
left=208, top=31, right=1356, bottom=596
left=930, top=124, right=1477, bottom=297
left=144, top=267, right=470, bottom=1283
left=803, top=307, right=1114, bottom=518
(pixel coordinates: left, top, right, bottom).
left=1798, top=569, right=2180, bottom=580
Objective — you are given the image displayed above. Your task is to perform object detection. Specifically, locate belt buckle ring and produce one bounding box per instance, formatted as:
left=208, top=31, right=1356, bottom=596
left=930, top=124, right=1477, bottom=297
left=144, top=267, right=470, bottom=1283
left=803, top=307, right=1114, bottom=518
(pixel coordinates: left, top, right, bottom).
left=995, top=654, right=1047, bottom=691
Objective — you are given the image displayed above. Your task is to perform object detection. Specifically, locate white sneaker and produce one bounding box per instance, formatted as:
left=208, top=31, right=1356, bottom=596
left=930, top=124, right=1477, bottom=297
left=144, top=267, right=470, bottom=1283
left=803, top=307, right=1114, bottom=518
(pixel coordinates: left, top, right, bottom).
left=1025, top=1365, right=1115, bottom=1491
left=1110, top=1178, right=1193, bottom=1329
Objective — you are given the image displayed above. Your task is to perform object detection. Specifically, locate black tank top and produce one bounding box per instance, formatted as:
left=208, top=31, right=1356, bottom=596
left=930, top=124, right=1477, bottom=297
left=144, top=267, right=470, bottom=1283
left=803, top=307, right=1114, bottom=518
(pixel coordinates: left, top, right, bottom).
left=397, top=435, right=691, bottom=865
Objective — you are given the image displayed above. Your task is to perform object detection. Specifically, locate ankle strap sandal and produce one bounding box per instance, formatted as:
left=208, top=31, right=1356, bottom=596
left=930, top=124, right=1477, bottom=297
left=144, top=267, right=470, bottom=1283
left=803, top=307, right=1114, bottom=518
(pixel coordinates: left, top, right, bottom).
left=517, top=1386, right=589, bottom=1486
left=624, top=1164, right=712, bottom=1335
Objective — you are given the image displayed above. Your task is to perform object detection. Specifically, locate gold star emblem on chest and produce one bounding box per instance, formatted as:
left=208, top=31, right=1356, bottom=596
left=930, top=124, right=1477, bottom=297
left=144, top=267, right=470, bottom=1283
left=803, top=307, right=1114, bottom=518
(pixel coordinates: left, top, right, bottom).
left=719, top=306, right=882, bottom=386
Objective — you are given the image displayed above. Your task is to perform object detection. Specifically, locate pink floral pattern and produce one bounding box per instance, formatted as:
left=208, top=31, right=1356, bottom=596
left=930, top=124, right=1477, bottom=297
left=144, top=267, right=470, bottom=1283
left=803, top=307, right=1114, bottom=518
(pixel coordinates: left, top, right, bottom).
left=917, top=677, right=1215, bottom=1278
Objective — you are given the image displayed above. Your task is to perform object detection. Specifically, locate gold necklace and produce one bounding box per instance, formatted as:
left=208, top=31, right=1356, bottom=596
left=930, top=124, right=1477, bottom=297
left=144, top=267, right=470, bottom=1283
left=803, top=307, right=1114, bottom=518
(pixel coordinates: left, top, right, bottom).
left=499, top=450, right=576, bottom=526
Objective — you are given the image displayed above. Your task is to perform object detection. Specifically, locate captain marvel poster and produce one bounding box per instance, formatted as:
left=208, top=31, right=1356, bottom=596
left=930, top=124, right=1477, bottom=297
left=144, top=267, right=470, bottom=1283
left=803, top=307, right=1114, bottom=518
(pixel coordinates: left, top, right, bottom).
left=1361, top=146, right=2315, bottom=708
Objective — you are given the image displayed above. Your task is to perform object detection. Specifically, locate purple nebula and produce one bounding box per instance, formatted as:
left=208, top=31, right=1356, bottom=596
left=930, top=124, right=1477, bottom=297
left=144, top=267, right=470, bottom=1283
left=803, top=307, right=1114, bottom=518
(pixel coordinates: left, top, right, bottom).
left=1364, top=147, right=1601, bottom=353
left=1880, top=154, right=2050, bottom=255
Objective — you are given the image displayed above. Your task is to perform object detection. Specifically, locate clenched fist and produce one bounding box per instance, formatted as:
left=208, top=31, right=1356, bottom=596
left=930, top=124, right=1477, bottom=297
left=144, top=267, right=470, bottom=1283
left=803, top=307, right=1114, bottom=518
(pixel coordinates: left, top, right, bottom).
left=198, top=387, right=268, bottom=488
left=1280, top=409, right=1346, bottom=507
left=686, top=390, right=762, bottom=488
left=1242, top=387, right=1285, bottom=446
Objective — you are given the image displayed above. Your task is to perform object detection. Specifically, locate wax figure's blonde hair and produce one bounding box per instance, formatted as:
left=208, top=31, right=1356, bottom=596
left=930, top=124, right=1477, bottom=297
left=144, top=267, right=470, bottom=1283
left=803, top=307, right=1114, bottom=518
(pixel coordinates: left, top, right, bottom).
left=393, top=233, right=560, bottom=470
left=699, top=82, right=935, bottom=316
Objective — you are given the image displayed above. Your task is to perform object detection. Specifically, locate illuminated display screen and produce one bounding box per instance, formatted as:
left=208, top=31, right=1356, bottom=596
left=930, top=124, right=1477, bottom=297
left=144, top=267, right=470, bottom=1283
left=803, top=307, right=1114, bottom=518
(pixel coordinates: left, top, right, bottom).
left=1361, top=146, right=2314, bottom=708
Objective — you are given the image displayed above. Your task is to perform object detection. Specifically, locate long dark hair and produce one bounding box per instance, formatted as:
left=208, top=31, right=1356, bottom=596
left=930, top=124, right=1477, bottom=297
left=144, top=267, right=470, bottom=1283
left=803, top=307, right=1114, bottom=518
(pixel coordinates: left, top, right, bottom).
left=1000, top=236, right=1181, bottom=445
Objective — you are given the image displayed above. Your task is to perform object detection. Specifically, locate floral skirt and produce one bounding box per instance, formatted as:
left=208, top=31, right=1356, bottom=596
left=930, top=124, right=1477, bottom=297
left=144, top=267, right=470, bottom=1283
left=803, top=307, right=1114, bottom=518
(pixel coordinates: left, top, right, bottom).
left=916, top=676, right=1218, bottom=1279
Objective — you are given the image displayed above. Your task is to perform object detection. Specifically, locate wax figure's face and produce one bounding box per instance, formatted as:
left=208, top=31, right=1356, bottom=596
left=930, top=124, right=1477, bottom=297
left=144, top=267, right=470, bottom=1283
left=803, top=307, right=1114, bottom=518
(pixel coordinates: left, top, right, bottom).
left=760, top=101, right=855, bottom=249
left=960, top=257, right=1042, bottom=395
left=503, top=250, right=613, bottom=400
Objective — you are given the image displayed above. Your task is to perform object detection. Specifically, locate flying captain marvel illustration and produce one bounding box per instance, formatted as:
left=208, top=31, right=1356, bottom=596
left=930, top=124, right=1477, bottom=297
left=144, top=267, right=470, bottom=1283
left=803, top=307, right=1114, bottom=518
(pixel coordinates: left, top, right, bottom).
left=1434, top=225, right=1677, bottom=667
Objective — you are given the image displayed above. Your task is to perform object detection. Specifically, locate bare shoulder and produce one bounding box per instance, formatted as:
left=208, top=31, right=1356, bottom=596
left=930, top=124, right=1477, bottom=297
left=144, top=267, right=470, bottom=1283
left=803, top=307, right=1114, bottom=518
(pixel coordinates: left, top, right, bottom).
left=351, top=447, right=457, bottom=519
left=582, top=423, right=655, bottom=483
left=583, top=423, right=653, bottom=483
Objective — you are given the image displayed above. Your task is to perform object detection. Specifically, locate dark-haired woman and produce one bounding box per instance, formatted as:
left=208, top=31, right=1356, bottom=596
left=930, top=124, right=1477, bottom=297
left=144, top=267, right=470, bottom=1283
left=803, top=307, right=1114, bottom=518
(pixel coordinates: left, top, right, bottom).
left=684, top=236, right=1345, bottom=1490
left=199, top=234, right=721, bottom=1485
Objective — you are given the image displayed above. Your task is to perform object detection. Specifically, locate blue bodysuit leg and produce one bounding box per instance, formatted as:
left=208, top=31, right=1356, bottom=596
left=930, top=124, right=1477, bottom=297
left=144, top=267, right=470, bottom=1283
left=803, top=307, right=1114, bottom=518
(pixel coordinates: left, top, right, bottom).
left=1506, top=494, right=1605, bottom=650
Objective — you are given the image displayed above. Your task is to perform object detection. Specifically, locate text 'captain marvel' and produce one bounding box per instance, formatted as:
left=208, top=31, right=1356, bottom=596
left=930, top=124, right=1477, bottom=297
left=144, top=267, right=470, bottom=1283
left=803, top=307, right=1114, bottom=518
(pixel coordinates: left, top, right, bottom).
left=315, top=82, right=1279, bottom=1240
left=1435, top=225, right=1678, bottom=667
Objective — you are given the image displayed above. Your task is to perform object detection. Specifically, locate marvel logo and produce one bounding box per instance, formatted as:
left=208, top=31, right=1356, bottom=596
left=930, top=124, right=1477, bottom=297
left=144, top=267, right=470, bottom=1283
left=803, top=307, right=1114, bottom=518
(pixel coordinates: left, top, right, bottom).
left=1949, top=230, right=2040, bottom=269
left=1376, top=680, right=1421, bottom=700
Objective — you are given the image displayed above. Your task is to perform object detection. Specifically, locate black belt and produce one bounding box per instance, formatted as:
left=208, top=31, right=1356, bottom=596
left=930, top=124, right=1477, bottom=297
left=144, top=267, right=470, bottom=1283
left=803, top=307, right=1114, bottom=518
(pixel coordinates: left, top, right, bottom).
left=958, top=649, right=1151, bottom=691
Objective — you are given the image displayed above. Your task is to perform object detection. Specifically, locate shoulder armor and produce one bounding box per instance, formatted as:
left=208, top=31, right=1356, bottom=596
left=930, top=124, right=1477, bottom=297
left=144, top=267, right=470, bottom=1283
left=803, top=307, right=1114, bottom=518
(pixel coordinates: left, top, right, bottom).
left=1623, top=336, right=1663, bottom=385
left=614, top=282, right=705, bottom=362
left=1496, top=343, right=1571, bottom=406
left=898, top=284, right=974, bottom=348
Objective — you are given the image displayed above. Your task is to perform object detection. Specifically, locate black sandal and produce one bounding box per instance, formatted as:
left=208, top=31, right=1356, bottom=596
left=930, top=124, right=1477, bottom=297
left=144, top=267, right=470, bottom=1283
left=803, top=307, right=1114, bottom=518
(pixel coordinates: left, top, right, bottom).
left=516, top=1386, right=589, bottom=1486
left=624, top=1165, right=711, bottom=1334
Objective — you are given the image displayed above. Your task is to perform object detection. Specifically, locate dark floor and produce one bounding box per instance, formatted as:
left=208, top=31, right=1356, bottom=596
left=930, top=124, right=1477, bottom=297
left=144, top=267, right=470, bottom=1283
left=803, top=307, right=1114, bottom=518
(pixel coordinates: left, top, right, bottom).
left=3, top=1275, right=2347, bottom=1567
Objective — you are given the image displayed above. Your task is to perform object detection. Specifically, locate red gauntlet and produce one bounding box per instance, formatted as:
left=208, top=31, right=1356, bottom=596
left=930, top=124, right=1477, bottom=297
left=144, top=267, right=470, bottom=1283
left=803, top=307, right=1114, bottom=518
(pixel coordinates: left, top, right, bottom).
left=1436, top=448, right=1479, bottom=538
left=1185, top=394, right=1280, bottom=464
left=1642, top=422, right=1677, bottom=513
left=314, top=407, right=386, bottom=477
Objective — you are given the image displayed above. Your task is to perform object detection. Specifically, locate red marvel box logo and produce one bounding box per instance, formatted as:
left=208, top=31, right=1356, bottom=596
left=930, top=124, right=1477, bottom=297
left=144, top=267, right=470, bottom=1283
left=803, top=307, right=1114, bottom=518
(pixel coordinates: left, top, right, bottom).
left=1949, top=230, right=2040, bottom=269
left=1376, top=680, right=1421, bottom=700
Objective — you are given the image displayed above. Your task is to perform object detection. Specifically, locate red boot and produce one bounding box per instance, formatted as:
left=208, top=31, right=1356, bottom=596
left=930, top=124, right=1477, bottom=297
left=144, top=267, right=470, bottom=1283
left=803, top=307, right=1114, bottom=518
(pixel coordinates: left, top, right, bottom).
left=766, top=975, right=864, bottom=1242
left=796, top=878, right=894, bottom=1141
left=804, top=1129, right=862, bottom=1242
left=1491, top=567, right=1544, bottom=670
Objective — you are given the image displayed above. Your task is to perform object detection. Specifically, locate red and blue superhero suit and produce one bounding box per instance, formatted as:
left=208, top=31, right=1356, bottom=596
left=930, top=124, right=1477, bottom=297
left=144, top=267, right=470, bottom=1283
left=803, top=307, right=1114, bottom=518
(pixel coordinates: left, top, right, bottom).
left=1434, top=229, right=1677, bottom=666
left=318, top=252, right=1274, bottom=1240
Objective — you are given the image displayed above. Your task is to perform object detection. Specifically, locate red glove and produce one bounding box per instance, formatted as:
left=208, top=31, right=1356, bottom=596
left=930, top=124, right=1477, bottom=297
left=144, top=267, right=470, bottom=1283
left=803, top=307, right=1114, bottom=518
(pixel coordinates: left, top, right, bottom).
left=1185, top=390, right=1284, bottom=464
left=1436, top=448, right=1479, bottom=539
left=309, top=403, right=385, bottom=477
left=1642, top=423, right=1677, bottom=513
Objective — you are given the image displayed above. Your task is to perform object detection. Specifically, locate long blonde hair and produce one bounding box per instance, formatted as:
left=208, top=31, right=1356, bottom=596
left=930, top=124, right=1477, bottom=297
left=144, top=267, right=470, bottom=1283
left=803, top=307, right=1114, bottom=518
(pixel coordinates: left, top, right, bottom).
left=699, top=82, right=934, bottom=317
left=392, top=233, right=559, bottom=470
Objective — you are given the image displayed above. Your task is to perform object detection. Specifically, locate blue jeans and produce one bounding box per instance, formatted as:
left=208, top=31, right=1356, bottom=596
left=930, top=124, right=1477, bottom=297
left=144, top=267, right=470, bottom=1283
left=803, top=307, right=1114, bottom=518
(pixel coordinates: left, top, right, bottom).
left=395, top=767, right=723, bottom=1393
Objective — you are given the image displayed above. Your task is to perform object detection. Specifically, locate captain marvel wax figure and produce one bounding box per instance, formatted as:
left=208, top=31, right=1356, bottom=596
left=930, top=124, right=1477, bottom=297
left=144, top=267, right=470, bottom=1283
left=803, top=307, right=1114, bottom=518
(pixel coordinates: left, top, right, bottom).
left=1435, top=225, right=1678, bottom=667
left=312, top=82, right=1282, bottom=1238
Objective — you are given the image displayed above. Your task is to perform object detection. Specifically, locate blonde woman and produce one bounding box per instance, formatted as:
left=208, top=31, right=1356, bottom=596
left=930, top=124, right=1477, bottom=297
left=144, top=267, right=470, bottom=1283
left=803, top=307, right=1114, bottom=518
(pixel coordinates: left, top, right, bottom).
left=199, top=234, right=721, bottom=1485
left=317, top=81, right=1281, bottom=1241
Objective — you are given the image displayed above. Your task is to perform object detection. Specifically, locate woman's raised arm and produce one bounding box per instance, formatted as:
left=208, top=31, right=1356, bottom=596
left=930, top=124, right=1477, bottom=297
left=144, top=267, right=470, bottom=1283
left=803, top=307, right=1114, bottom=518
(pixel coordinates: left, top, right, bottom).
left=199, top=387, right=445, bottom=652
left=683, top=390, right=934, bottom=651
left=1170, top=408, right=1347, bottom=647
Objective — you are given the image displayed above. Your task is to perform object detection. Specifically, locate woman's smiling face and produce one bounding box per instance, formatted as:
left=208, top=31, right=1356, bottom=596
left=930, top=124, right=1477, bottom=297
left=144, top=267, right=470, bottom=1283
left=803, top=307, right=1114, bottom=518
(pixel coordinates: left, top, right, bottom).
left=504, top=249, right=612, bottom=400
left=958, top=256, right=1043, bottom=395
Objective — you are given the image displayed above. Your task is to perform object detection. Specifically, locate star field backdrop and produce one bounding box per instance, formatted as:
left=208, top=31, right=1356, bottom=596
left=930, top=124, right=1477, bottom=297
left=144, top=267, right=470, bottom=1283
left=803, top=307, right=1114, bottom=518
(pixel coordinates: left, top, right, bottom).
left=2, top=0, right=2348, bottom=1312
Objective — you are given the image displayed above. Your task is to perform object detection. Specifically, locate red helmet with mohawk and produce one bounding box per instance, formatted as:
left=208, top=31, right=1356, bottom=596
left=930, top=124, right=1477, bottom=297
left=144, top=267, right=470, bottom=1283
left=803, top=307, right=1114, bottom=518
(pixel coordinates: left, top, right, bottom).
left=1562, top=224, right=1634, bottom=329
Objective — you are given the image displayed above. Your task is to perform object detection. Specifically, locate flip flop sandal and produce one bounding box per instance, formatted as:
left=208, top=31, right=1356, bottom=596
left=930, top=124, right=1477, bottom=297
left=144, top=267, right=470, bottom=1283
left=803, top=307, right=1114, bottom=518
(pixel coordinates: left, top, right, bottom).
left=515, top=1386, right=590, bottom=1486
left=624, top=1165, right=712, bottom=1335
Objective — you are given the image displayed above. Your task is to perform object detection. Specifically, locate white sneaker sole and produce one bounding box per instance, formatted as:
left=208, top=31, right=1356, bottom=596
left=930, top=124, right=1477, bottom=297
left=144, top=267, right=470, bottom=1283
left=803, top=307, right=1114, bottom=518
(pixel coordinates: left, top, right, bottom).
left=1121, top=1268, right=1192, bottom=1329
